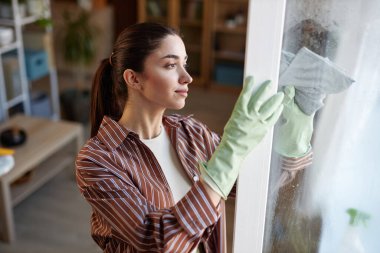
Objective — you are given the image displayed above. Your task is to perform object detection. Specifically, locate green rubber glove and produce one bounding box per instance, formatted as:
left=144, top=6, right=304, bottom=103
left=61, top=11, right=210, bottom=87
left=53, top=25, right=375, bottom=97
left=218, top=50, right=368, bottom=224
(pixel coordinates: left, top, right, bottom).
left=199, top=76, right=284, bottom=199
left=274, top=86, right=314, bottom=158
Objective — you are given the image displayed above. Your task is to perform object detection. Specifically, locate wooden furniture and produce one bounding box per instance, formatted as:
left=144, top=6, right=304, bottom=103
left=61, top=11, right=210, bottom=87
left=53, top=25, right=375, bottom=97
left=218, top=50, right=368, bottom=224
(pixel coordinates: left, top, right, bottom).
left=0, top=114, right=83, bottom=243
left=210, top=0, right=248, bottom=92
left=0, top=0, right=60, bottom=122
left=137, top=0, right=211, bottom=87
left=137, top=0, right=248, bottom=92
left=113, top=0, right=137, bottom=38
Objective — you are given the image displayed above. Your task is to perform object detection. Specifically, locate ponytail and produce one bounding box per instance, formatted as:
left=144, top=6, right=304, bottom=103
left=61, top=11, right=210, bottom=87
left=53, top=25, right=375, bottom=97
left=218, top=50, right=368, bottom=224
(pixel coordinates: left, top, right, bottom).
left=90, top=59, right=123, bottom=137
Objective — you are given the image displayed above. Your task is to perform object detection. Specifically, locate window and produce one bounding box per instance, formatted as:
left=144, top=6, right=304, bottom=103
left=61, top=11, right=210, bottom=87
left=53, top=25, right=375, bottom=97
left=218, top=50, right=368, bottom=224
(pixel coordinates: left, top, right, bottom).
left=234, top=1, right=380, bottom=252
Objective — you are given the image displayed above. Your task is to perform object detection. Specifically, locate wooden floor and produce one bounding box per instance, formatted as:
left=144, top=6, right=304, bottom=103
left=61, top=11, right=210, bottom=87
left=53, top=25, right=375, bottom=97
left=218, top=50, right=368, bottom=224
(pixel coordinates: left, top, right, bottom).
left=0, top=168, right=101, bottom=253
left=0, top=83, right=239, bottom=252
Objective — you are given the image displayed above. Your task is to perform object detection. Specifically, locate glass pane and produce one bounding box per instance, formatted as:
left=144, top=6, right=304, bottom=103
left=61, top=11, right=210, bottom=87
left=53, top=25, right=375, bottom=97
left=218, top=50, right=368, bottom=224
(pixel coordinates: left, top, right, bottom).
left=264, top=1, right=380, bottom=252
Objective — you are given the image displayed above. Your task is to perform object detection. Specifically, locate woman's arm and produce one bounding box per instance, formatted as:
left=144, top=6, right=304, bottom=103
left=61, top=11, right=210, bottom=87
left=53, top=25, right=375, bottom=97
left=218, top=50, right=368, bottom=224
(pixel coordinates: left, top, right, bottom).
left=199, top=77, right=284, bottom=200
left=76, top=153, right=221, bottom=252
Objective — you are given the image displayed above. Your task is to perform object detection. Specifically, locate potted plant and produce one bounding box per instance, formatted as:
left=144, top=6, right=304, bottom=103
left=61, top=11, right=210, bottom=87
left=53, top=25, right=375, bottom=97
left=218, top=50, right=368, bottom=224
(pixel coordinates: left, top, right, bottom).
left=60, top=9, right=96, bottom=124
left=62, top=10, right=95, bottom=71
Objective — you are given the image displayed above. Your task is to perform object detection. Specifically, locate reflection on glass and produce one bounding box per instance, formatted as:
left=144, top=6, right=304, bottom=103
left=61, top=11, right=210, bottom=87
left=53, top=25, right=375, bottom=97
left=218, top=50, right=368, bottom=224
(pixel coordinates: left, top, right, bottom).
left=264, top=0, right=380, bottom=252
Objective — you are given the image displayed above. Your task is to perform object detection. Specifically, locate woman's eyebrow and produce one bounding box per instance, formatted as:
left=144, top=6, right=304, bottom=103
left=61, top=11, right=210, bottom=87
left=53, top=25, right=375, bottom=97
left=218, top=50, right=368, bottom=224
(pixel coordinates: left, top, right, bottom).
left=160, top=54, right=188, bottom=60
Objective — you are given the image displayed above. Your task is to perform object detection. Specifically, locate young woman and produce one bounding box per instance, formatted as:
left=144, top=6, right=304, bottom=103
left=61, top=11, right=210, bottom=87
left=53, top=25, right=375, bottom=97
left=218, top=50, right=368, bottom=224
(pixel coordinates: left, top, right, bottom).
left=76, top=22, right=284, bottom=253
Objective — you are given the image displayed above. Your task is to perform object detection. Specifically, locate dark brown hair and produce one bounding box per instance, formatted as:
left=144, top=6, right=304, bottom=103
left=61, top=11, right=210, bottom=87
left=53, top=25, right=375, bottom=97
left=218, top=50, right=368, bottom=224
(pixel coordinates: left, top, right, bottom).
left=90, top=22, right=178, bottom=137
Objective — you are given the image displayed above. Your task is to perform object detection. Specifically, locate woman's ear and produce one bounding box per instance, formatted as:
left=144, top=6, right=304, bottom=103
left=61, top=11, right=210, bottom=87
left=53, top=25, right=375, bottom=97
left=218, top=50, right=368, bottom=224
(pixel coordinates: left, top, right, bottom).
left=123, top=69, right=143, bottom=90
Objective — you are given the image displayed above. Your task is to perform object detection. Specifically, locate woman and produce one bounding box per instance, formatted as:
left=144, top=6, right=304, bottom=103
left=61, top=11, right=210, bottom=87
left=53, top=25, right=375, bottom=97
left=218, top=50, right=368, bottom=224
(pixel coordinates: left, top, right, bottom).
left=76, top=22, right=284, bottom=253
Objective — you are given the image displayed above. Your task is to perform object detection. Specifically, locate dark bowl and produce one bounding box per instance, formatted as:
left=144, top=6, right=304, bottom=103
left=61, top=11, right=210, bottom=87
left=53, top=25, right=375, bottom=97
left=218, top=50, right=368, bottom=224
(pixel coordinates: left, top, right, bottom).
left=0, top=127, right=27, bottom=147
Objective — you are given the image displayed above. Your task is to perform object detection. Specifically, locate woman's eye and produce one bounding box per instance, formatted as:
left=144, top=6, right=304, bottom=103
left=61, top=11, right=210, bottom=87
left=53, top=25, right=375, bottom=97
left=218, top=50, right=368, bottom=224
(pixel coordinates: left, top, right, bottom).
left=166, top=63, right=176, bottom=69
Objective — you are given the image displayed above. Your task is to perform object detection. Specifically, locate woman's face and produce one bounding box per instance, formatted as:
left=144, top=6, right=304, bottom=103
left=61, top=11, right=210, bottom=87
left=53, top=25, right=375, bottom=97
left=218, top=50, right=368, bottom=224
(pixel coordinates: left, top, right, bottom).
left=138, top=35, right=193, bottom=111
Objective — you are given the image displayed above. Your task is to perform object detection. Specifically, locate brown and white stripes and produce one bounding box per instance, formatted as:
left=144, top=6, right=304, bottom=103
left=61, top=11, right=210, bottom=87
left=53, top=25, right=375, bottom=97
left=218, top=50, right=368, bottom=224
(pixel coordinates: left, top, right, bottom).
left=76, top=115, right=228, bottom=252
left=76, top=114, right=311, bottom=252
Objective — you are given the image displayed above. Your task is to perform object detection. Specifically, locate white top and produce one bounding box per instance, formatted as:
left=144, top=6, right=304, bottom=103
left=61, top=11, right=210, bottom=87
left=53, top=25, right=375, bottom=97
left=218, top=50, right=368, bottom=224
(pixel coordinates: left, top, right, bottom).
left=141, top=126, right=201, bottom=253
left=141, top=126, right=192, bottom=204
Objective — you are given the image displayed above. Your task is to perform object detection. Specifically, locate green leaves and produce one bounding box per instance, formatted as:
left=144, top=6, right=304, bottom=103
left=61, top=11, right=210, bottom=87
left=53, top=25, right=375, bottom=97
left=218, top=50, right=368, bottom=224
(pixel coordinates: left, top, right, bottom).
left=347, top=208, right=371, bottom=227
left=36, top=17, right=53, bottom=28
left=62, top=10, right=95, bottom=65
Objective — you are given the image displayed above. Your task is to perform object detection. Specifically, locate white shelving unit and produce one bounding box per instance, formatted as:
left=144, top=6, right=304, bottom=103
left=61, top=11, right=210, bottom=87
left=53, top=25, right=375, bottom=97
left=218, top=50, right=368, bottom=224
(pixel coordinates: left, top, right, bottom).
left=0, top=0, right=59, bottom=122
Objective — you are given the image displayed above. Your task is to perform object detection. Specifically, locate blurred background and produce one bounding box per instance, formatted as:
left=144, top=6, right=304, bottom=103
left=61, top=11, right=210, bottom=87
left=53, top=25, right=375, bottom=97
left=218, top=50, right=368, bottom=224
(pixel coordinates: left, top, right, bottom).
left=0, top=0, right=244, bottom=252
left=1, top=0, right=379, bottom=252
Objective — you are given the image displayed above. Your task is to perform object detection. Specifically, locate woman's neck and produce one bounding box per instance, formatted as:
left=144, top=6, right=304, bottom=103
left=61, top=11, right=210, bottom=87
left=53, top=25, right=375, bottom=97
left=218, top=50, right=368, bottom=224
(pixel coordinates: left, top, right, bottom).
left=118, top=104, right=164, bottom=140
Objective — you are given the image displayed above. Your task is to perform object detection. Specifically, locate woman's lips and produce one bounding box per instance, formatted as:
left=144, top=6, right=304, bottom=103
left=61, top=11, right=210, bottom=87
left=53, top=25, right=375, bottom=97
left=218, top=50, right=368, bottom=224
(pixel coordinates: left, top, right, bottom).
left=175, top=90, right=188, bottom=97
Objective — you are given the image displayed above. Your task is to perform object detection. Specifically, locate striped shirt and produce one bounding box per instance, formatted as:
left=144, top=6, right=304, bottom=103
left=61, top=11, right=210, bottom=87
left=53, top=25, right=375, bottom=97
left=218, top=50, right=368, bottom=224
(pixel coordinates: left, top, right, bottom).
left=76, top=114, right=312, bottom=252
left=76, top=114, right=229, bottom=252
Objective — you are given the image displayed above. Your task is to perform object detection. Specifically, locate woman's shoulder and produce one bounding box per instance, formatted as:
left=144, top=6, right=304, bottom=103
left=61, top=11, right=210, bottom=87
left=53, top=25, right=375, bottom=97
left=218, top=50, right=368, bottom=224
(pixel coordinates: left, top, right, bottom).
left=77, top=136, right=111, bottom=161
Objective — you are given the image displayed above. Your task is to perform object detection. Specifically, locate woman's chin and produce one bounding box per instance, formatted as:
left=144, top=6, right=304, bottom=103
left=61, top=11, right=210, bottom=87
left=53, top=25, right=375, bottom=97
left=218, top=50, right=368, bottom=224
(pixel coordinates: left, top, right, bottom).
left=170, top=102, right=186, bottom=110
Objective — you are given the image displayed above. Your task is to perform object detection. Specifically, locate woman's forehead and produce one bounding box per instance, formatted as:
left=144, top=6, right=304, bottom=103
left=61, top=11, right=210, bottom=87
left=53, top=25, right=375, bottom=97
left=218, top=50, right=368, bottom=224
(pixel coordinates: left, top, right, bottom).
left=153, top=35, right=187, bottom=58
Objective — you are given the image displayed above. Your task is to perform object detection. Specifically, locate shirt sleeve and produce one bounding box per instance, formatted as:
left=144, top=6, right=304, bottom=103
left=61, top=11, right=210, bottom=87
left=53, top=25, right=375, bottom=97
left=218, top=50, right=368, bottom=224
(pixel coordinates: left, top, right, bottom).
left=76, top=150, right=221, bottom=252
left=277, top=150, right=313, bottom=187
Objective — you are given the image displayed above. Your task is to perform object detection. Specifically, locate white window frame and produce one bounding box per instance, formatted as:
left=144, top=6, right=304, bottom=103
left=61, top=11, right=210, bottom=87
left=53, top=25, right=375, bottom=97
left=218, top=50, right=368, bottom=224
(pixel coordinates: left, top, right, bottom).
left=232, top=1, right=287, bottom=252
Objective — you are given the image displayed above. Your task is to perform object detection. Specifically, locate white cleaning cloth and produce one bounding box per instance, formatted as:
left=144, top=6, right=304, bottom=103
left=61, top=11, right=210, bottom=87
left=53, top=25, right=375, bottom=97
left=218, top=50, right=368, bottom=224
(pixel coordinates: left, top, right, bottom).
left=279, top=47, right=355, bottom=115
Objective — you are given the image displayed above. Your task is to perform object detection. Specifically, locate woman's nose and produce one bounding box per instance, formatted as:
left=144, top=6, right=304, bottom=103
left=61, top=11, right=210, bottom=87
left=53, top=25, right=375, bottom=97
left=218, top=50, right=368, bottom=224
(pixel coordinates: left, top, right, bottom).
left=180, top=68, right=193, bottom=85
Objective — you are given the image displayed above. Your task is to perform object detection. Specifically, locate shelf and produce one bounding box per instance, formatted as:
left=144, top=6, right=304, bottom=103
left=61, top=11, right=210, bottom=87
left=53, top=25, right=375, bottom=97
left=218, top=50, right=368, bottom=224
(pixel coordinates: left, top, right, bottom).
left=0, top=15, right=39, bottom=26
left=21, top=15, right=39, bottom=26
left=210, top=82, right=241, bottom=95
left=186, top=44, right=201, bottom=53
left=146, top=15, right=167, bottom=24
left=0, top=0, right=59, bottom=122
left=11, top=152, right=73, bottom=206
left=180, top=19, right=202, bottom=27
left=0, top=41, right=19, bottom=54
left=0, top=18, right=14, bottom=25
left=139, top=1, right=249, bottom=90
left=218, top=0, right=248, bottom=3
left=214, top=50, right=245, bottom=62
left=6, top=94, right=25, bottom=108
left=0, top=15, right=43, bottom=26
left=215, top=25, right=246, bottom=34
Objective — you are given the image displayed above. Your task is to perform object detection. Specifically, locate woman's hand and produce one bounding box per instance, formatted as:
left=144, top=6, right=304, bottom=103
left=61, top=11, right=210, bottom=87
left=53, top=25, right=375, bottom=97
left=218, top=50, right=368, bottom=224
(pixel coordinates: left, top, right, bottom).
left=274, top=85, right=314, bottom=158
left=199, top=76, right=284, bottom=199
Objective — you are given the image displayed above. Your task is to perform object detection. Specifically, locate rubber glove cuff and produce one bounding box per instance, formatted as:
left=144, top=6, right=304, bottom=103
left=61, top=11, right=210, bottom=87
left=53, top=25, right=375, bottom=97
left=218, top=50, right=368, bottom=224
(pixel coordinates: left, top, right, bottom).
left=199, top=162, right=227, bottom=199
